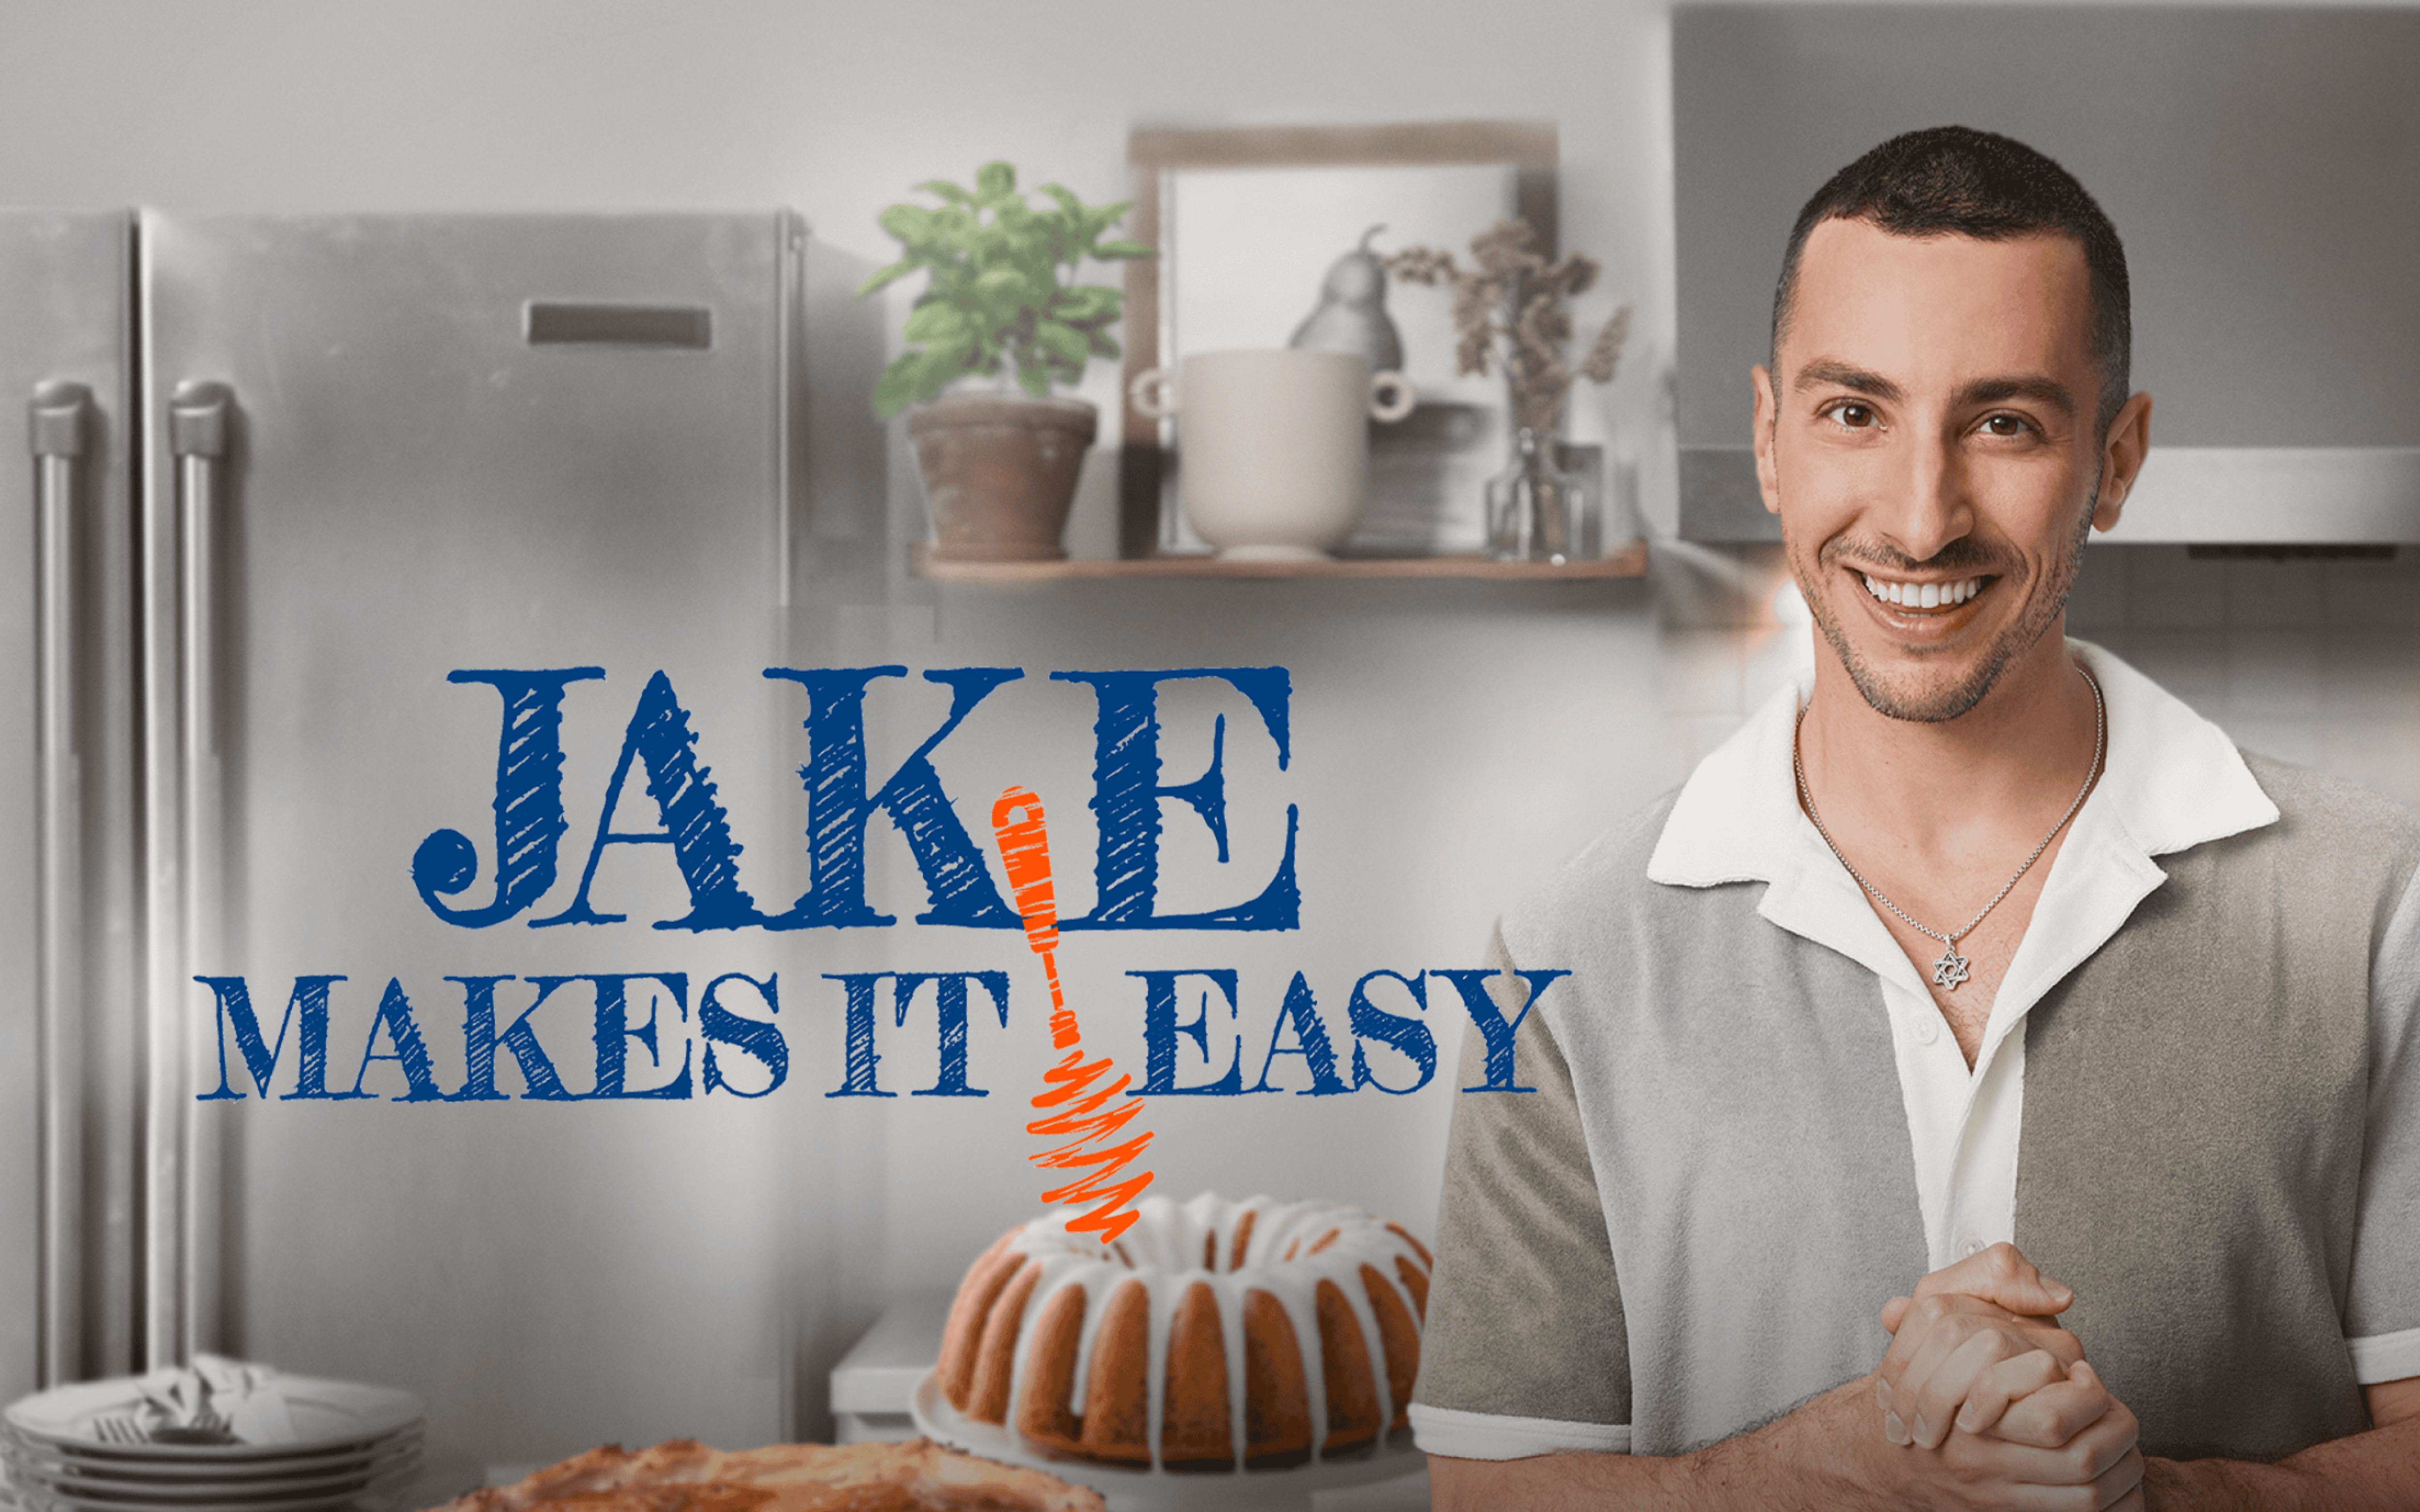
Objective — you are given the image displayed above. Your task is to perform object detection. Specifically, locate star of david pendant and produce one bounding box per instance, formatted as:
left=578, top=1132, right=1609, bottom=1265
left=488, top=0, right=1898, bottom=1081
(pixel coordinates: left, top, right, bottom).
left=1932, top=944, right=1971, bottom=991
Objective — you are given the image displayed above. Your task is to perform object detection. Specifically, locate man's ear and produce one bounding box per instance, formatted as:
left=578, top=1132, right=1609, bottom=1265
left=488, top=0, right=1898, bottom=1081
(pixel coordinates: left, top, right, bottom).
left=2091, top=390, right=2153, bottom=532
left=1752, top=364, right=1782, bottom=516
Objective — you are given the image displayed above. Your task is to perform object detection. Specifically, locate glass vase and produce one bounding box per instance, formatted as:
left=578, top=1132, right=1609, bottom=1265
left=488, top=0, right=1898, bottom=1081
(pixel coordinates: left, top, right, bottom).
left=1485, top=427, right=1584, bottom=564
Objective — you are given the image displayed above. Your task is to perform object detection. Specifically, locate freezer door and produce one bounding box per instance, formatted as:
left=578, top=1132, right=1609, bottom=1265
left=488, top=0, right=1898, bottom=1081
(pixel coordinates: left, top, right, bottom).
left=0, top=209, right=141, bottom=1396
left=138, top=212, right=805, bottom=1457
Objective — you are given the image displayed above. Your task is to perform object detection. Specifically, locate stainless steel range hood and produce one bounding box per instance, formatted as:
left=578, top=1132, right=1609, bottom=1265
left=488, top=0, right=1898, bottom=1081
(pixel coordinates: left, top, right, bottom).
left=1673, top=6, right=2420, bottom=546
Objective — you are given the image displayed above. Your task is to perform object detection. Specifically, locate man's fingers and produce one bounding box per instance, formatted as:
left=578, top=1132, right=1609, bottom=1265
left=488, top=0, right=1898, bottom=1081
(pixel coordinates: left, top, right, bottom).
left=1910, top=1240, right=2076, bottom=1318
left=2088, top=1445, right=2147, bottom=1511
left=2034, top=1393, right=2143, bottom=1504
left=1876, top=1243, right=2084, bottom=1438
left=1914, top=1424, right=2139, bottom=1508
left=1871, top=1360, right=2140, bottom=1511
left=1947, top=1347, right=2067, bottom=1439
left=1880, top=1293, right=1911, bottom=1334
left=1882, top=1306, right=1981, bottom=1430
left=1995, top=1360, right=2120, bottom=1450
left=1876, top=1290, right=2087, bottom=1426
left=1904, top=1329, right=2035, bottom=1449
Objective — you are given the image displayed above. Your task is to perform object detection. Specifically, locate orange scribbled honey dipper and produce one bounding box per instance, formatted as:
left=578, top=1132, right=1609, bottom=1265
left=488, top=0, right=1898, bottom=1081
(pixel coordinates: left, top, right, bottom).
left=990, top=786, right=1155, bottom=1244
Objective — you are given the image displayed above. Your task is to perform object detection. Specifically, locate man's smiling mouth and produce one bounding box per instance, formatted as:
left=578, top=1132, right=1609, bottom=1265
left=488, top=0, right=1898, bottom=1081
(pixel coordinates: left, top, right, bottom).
left=1860, top=572, right=1986, bottom=609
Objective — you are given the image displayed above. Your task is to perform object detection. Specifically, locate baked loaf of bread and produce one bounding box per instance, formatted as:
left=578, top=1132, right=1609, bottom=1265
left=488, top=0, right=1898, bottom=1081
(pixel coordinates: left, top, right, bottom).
left=436, top=1437, right=1104, bottom=1512
left=937, top=1193, right=1433, bottom=1472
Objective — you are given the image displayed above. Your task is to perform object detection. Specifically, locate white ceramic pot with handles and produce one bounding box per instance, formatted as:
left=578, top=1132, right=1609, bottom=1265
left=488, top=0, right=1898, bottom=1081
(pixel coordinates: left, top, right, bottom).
left=1129, top=349, right=1416, bottom=559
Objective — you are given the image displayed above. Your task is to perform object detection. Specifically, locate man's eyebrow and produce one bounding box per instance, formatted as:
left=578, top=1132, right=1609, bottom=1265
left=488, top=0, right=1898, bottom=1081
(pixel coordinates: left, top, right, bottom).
left=1953, top=374, right=2075, bottom=418
left=1791, top=362, right=2078, bottom=420
left=1791, top=359, right=1903, bottom=402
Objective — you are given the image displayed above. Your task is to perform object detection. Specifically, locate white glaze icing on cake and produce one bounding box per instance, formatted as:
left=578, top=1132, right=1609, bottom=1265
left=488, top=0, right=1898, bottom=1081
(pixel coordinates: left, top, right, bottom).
left=937, top=1193, right=1433, bottom=1473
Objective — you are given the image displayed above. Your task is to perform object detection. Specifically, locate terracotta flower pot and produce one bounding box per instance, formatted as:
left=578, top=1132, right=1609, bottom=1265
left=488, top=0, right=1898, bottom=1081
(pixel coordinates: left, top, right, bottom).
left=906, top=392, right=1097, bottom=562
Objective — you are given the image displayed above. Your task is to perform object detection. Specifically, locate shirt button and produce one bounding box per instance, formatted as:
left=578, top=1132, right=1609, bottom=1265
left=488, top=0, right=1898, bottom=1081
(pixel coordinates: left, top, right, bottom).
left=1913, top=1016, right=1941, bottom=1046
left=1956, top=1235, right=1986, bottom=1260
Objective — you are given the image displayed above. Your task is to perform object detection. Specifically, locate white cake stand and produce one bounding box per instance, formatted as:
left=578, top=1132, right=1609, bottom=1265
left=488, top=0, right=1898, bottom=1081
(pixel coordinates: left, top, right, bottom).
left=909, top=1373, right=1423, bottom=1512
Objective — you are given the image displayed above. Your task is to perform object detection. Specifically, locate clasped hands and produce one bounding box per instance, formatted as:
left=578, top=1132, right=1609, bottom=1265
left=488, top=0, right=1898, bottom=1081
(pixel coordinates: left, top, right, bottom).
left=1868, top=1242, right=2145, bottom=1510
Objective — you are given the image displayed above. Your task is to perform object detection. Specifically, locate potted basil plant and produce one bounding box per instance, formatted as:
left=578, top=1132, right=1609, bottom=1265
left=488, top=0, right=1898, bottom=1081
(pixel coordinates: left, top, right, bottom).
left=859, top=161, right=1151, bottom=562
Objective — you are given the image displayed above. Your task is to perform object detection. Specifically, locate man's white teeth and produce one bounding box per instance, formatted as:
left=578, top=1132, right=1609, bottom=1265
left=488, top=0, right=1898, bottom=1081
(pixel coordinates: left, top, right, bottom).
left=1861, top=573, right=1982, bottom=608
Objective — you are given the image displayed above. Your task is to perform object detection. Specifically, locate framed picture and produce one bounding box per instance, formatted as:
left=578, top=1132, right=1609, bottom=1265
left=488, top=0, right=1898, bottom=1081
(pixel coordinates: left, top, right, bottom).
left=1120, top=121, right=1558, bottom=557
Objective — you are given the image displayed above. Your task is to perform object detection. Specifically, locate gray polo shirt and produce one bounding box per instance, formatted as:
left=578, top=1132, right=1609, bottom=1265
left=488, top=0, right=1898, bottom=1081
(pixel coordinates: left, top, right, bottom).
left=1410, top=643, right=2420, bottom=1460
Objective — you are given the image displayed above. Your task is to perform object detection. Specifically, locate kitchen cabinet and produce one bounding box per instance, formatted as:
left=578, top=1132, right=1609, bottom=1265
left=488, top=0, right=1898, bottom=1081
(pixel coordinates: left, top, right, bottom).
left=1673, top=5, right=2420, bottom=545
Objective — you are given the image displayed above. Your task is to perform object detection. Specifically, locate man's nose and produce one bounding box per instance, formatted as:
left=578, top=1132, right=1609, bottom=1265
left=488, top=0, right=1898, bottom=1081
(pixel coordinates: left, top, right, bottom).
left=1875, top=434, right=1974, bottom=563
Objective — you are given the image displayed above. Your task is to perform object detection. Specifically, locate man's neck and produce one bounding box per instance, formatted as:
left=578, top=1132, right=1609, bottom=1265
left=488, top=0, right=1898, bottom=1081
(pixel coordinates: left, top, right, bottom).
left=1794, top=629, right=2105, bottom=1062
left=1796, top=631, right=2102, bottom=865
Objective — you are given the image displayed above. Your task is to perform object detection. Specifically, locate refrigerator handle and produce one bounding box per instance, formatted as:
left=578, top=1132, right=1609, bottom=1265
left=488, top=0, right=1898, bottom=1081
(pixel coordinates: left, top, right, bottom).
left=30, top=380, right=88, bottom=1387
left=169, top=383, right=228, bottom=770
left=156, top=378, right=231, bottom=1367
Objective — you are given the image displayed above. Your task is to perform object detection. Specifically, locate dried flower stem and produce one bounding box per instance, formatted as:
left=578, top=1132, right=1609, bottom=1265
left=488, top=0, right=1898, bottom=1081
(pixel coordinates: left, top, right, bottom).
left=1383, top=219, right=1631, bottom=434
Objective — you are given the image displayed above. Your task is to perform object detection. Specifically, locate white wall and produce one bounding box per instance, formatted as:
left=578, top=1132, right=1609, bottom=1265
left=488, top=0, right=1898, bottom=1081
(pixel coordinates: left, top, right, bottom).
left=0, top=0, right=2412, bottom=1465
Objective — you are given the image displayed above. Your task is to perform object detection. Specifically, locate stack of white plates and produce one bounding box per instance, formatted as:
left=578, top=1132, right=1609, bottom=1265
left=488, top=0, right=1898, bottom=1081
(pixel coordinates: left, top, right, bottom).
left=1, top=1374, right=424, bottom=1512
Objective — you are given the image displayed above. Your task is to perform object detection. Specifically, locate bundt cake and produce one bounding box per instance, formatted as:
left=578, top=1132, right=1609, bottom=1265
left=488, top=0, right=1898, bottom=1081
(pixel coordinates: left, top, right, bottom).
left=935, top=1193, right=1433, bottom=1473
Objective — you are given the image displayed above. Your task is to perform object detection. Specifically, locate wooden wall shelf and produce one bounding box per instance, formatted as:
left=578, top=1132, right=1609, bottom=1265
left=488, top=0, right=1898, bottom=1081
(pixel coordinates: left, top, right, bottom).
left=908, top=540, right=1648, bottom=583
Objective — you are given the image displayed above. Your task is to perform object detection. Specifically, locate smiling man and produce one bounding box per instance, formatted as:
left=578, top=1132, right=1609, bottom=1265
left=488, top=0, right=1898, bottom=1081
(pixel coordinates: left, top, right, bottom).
left=1410, top=127, right=2420, bottom=1508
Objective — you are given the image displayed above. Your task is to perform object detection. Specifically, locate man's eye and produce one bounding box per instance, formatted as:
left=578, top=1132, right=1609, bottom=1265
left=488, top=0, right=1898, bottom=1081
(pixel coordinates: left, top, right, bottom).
left=1979, top=413, right=2033, bottom=437
left=1826, top=402, right=1877, bottom=429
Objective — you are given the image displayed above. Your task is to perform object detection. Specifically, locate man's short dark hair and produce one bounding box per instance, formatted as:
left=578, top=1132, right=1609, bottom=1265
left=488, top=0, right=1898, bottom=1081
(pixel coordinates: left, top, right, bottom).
left=1770, top=125, right=2132, bottom=436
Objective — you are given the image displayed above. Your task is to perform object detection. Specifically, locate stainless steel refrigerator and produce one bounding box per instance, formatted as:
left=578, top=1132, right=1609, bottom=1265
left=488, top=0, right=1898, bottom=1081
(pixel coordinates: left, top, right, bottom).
left=1, top=209, right=811, bottom=1461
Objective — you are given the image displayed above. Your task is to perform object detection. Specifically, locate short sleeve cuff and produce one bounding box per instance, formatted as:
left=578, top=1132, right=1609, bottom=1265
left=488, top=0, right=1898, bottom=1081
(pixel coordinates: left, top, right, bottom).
left=2349, top=1325, right=2420, bottom=1385
left=1408, top=1402, right=1632, bottom=1459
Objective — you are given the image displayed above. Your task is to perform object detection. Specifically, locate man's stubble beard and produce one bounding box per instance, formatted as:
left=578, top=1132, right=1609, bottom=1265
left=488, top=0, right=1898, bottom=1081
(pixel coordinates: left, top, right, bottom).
left=1794, top=466, right=2100, bottom=725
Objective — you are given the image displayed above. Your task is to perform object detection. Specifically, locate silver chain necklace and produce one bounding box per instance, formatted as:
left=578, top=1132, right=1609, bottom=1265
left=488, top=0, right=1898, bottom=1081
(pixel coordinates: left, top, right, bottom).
left=1792, top=666, right=2104, bottom=992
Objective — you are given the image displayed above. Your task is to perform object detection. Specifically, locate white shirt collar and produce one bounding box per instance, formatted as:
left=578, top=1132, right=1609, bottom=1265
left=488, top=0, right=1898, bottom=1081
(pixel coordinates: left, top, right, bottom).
left=1648, top=637, right=2277, bottom=889
left=1644, top=639, right=2281, bottom=1276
